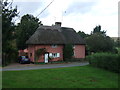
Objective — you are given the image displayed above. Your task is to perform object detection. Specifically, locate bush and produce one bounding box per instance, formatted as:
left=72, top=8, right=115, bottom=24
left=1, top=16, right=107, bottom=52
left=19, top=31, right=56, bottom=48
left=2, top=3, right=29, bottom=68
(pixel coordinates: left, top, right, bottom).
left=63, top=44, right=74, bottom=60
left=86, top=52, right=120, bottom=73
left=2, top=47, right=18, bottom=66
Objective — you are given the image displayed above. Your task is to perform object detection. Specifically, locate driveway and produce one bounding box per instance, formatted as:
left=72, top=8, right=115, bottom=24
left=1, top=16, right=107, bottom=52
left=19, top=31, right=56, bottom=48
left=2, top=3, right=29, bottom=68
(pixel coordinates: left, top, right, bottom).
left=2, top=62, right=89, bottom=71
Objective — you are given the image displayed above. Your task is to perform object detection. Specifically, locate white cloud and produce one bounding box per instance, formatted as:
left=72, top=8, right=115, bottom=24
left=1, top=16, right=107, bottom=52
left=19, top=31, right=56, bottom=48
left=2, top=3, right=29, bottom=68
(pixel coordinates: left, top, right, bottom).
left=12, top=0, right=119, bottom=37
left=13, top=0, right=41, bottom=2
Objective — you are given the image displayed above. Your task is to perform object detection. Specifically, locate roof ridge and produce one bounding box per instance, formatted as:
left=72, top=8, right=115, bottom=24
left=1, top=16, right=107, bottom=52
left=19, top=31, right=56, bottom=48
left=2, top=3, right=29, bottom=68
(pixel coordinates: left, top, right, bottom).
left=26, top=25, right=85, bottom=45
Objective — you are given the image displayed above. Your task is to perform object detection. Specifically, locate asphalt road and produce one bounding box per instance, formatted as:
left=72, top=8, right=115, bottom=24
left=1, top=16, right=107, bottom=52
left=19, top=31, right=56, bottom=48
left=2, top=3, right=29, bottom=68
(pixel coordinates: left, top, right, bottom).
left=2, top=62, right=89, bottom=71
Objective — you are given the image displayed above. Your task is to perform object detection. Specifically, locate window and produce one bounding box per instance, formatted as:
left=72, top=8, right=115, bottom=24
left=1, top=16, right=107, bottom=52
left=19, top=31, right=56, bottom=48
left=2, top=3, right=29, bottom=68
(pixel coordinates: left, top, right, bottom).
left=51, top=44, right=57, bottom=48
left=52, top=53, right=57, bottom=58
left=49, top=53, right=52, bottom=57
left=57, top=53, right=60, bottom=57
left=49, top=53, right=60, bottom=58
left=30, top=53, right=32, bottom=57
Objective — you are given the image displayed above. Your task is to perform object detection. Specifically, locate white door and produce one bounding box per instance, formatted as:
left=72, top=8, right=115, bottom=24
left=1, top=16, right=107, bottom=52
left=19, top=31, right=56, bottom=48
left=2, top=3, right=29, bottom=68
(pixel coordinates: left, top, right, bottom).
left=44, top=53, right=48, bottom=63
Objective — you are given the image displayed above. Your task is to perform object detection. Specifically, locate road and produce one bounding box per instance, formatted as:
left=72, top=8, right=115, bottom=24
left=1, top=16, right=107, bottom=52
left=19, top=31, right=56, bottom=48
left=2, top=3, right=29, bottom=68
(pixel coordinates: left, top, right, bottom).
left=2, top=62, right=89, bottom=71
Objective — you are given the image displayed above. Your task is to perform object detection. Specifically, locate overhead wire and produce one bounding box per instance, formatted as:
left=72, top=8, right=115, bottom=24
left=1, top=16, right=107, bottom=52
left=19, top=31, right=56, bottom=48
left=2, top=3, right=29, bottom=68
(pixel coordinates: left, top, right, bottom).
left=36, top=0, right=54, bottom=17
left=13, top=0, right=55, bottom=23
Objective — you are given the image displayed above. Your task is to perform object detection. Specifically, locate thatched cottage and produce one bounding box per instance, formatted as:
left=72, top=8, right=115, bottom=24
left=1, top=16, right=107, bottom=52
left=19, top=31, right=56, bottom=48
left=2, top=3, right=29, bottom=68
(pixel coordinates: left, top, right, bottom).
left=26, top=22, right=85, bottom=63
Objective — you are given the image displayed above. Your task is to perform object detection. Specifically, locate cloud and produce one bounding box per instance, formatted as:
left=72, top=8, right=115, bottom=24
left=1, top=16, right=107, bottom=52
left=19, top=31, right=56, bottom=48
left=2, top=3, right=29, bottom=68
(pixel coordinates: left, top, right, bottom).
left=62, top=12, right=118, bottom=37
left=61, top=0, right=119, bottom=37
left=13, top=1, right=43, bottom=17
left=64, top=1, right=97, bottom=15
left=33, top=6, right=50, bottom=18
left=13, top=0, right=42, bottom=2
left=12, top=1, right=50, bottom=23
left=12, top=0, right=119, bottom=37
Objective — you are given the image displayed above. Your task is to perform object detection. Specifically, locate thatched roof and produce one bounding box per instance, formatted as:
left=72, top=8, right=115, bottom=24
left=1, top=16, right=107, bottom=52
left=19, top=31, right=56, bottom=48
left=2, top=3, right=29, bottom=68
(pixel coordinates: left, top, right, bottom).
left=26, top=24, right=85, bottom=45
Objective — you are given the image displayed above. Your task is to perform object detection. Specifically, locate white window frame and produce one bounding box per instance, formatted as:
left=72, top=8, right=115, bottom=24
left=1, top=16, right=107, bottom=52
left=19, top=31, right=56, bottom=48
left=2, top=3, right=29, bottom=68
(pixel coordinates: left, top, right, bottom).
left=57, top=53, right=60, bottom=57
left=49, top=53, right=52, bottom=57
left=53, top=53, right=57, bottom=58
left=49, top=53, right=60, bottom=58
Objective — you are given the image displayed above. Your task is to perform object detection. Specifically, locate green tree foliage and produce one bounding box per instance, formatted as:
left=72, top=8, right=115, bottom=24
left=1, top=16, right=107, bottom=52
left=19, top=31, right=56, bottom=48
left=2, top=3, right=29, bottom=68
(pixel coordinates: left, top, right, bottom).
left=91, top=25, right=106, bottom=35
left=0, top=1, right=2, bottom=55
left=16, top=14, right=41, bottom=50
left=85, top=33, right=114, bottom=52
left=34, top=48, right=47, bottom=63
left=77, top=31, right=89, bottom=38
left=63, top=44, right=74, bottom=60
left=2, top=0, right=18, bottom=66
left=116, top=37, right=120, bottom=47
left=85, top=25, right=114, bottom=53
left=2, top=1, right=18, bottom=51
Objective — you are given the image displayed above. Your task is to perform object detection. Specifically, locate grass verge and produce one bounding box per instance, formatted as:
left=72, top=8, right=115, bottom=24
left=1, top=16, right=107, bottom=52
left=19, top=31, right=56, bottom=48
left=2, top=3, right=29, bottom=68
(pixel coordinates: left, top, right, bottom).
left=2, top=65, right=119, bottom=88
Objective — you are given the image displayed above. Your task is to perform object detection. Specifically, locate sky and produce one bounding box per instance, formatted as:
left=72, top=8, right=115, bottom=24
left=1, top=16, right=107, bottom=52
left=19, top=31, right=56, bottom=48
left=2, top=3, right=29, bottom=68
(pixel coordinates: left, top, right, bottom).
left=12, top=0, right=119, bottom=37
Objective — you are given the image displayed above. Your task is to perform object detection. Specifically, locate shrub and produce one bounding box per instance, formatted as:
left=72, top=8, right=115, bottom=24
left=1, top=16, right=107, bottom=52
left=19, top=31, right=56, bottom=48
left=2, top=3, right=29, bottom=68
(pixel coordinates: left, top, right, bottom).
left=86, top=52, right=119, bottom=73
left=34, top=48, right=46, bottom=62
left=63, top=44, right=74, bottom=60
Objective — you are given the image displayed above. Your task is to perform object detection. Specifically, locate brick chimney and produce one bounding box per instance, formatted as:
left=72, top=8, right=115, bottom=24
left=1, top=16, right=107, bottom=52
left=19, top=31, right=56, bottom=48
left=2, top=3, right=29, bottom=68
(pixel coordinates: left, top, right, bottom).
left=55, top=22, right=61, bottom=27
left=52, top=22, right=62, bottom=30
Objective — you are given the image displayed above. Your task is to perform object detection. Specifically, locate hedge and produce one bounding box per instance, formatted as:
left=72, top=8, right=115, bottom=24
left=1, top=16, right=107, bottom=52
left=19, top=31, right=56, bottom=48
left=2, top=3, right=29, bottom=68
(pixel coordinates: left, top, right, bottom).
left=86, top=52, right=120, bottom=73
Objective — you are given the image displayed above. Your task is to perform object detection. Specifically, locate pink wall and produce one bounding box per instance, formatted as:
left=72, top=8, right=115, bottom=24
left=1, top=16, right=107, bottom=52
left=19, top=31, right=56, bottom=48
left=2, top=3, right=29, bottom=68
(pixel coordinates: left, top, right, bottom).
left=28, top=45, right=35, bottom=62
left=74, top=45, right=85, bottom=58
left=28, top=45, right=63, bottom=62
left=28, top=44, right=85, bottom=63
left=18, top=49, right=28, bottom=56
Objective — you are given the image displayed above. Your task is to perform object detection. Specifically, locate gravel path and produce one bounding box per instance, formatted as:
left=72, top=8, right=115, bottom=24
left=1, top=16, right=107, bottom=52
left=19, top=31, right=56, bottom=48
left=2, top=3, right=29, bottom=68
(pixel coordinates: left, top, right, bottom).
left=2, top=62, right=89, bottom=71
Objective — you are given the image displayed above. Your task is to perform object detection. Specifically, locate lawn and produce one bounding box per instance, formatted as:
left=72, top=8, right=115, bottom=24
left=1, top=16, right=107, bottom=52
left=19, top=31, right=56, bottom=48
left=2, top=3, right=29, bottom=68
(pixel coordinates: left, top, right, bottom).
left=2, top=65, right=119, bottom=88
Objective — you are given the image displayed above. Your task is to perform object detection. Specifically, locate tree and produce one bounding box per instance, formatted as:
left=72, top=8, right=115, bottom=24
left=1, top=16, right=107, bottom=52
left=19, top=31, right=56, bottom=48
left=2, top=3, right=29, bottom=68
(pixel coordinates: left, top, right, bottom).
left=116, top=37, right=120, bottom=47
left=2, top=0, right=18, bottom=65
left=91, top=25, right=106, bottom=35
left=77, top=31, right=89, bottom=38
left=16, top=14, right=41, bottom=50
left=63, top=44, right=74, bottom=60
left=85, top=33, right=114, bottom=52
left=0, top=1, right=2, bottom=65
left=85, top=26, right=114, bottom=53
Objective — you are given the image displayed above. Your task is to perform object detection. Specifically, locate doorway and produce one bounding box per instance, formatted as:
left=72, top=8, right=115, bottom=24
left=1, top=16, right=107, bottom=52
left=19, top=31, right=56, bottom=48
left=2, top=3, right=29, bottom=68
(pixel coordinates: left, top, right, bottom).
left=44, top=53, right=48, bottom=63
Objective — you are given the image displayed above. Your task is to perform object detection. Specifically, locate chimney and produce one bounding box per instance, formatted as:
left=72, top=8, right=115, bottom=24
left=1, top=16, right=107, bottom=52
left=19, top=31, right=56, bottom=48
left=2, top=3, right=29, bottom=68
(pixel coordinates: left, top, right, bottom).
left=55, top=22, right=61, bottom=27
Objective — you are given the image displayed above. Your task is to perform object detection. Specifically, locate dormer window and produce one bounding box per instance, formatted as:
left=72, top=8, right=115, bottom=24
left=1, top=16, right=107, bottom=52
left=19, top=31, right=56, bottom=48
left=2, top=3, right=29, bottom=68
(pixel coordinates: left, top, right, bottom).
left=51, top=44, right=57, bottom=48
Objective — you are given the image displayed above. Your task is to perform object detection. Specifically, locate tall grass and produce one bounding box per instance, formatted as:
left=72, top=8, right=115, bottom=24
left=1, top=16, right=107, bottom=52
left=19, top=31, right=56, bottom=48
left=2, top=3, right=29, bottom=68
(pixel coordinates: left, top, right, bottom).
left=86, top=52, right=120, bottom=73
